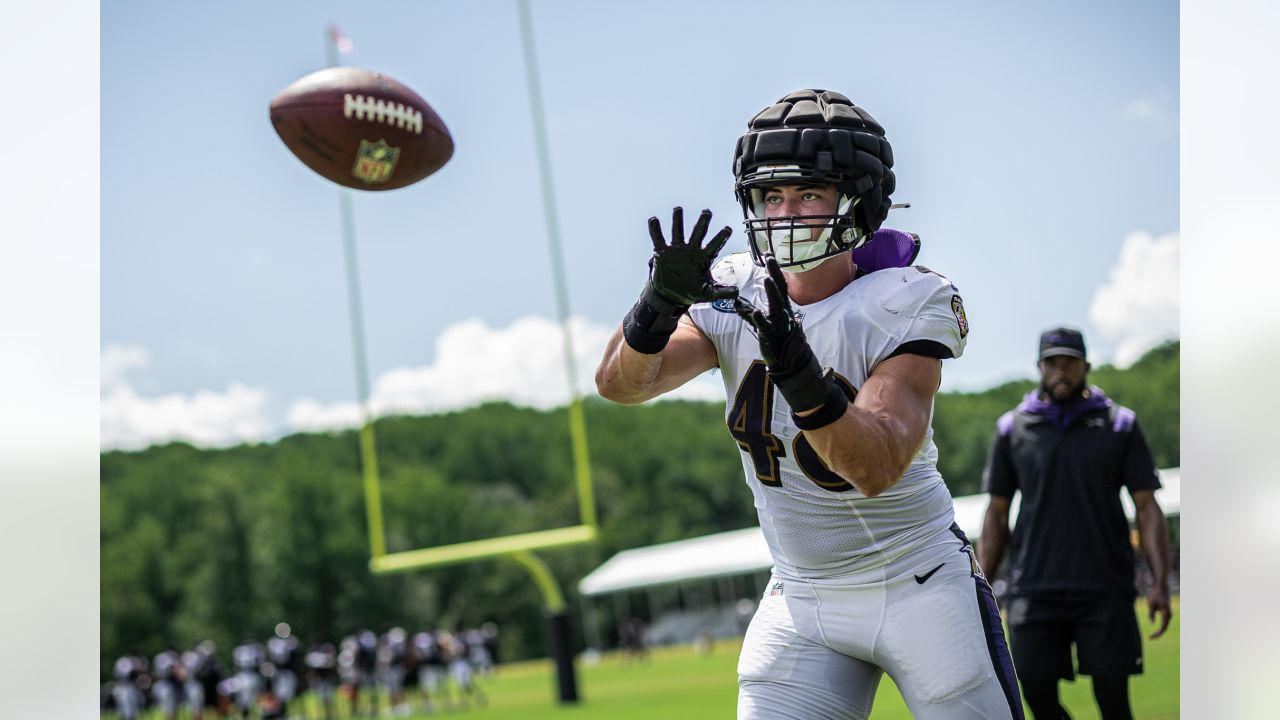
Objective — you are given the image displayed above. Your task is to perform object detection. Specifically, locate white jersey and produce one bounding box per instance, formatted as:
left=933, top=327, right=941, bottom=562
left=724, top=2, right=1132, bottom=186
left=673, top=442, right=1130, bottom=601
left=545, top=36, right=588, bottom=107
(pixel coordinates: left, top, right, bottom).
left=689, top=253, right=970, bottom=581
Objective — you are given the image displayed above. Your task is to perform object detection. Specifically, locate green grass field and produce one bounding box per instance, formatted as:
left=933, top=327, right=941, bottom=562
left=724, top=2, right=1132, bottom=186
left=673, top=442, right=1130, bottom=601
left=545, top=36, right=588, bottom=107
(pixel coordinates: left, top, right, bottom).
left=391, top=598, right=1178, bottom=720
left=115, top=600, right=1176, bottom=719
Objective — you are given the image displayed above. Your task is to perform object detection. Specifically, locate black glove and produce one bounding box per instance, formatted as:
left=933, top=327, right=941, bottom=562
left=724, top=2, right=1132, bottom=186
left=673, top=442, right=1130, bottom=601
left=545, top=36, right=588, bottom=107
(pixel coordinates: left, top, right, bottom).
left=623, top=207, right=736, bottom=353
left=734, top=255, right=848, bottom=423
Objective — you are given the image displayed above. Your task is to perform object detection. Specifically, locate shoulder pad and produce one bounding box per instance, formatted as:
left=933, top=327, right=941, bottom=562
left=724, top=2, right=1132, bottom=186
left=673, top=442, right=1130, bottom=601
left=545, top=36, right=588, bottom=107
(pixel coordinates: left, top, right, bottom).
left=862, top=266, right=967, bottom=357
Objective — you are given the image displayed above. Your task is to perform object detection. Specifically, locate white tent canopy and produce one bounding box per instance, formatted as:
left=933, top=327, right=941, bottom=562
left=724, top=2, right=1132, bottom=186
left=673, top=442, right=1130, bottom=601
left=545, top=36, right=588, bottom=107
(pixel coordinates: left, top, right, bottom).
left=578, top=468, right=1179, bottom=598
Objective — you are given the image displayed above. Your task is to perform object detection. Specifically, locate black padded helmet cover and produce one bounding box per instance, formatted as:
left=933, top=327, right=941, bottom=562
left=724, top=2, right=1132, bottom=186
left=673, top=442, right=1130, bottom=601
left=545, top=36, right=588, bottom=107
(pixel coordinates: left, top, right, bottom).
left=733, top=90, right=896, bottom=268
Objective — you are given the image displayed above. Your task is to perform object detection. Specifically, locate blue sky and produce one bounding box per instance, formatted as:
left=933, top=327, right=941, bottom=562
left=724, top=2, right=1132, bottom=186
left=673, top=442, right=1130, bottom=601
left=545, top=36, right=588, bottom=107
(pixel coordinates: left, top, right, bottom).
left=100, top=0, right=1178, bottom=448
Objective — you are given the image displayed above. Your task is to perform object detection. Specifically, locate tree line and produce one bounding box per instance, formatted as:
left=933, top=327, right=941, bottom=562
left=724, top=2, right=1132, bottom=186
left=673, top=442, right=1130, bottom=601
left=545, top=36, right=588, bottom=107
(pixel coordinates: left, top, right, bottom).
left=101, top=341, right=1178, bottom=679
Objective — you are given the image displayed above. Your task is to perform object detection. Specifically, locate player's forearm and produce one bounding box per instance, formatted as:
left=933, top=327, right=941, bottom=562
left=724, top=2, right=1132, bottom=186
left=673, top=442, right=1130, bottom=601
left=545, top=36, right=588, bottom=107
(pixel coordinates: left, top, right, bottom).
left=798, top=406, right=914, bottom=497
left=595, top=327, right=664, bottom=404
left=978, top=509, right=1009, bottom=579
left=1137, top=503, right=1170, bottom=589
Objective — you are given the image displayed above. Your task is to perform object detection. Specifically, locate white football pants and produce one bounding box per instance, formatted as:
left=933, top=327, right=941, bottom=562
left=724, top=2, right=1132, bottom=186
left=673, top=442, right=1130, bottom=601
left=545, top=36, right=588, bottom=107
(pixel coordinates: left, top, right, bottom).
left=738, top=536, right=1022, bottom=719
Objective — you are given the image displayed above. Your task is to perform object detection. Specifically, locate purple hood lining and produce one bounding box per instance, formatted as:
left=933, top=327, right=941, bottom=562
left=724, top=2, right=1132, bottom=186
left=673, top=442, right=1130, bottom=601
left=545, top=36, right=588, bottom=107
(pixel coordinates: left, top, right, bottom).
left=1016, top=385, right=1112, bottom=431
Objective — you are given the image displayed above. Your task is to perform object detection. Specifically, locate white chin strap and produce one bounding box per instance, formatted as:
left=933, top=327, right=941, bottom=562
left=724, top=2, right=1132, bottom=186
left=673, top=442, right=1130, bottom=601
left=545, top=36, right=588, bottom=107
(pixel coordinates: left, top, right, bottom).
left=748, top=193, right=857, bottom=272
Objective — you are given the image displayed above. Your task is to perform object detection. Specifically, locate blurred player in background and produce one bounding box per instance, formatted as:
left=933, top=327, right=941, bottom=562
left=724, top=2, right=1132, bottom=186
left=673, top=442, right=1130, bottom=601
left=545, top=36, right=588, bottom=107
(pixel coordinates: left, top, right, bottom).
left=266, top=626, right=301, bottom=719
left=151, top=647, right=182, bottom=720
left=231, top=638, right=265, bottom=719
left=979, top=328, right=1171, bottom=720
left=304, top=639, right=339, bottom=720
left=182, top=641, right=223, bottom=720
left=479, top=622, right=500, bottom=676
left=355, top=629, right=380, bottom=717
left=378, top=626, right=409, bottom=715
left=440, top=628, right=486, bottom=710
left=412, top=628, right=449, bottom=713
left=111, top=650, right=148, bottom=720
left=597, top=88, right=1022, bottom=719
left=619, top=616, right=649, bottom=664
left=463, top=627, right=493, bottom=678
left=337, top=633, right=360, bottom=717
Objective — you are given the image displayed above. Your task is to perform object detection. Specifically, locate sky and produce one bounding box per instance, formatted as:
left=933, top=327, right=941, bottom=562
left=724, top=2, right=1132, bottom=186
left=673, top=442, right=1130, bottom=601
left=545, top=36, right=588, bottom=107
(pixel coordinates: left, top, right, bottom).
left=100, top=0, right=1179, bottom=450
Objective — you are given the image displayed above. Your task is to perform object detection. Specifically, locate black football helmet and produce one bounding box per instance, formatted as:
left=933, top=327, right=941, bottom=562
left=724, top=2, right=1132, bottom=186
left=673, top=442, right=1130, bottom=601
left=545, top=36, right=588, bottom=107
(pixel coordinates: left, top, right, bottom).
left=733, top=89, right=895, bottom=271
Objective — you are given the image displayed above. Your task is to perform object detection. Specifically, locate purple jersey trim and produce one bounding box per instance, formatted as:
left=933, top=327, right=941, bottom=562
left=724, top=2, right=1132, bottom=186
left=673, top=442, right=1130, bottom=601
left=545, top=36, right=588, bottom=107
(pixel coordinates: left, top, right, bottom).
left=1112, top=405, right=1136, bottom=432
left=974, top=574, right=1025, bottom=718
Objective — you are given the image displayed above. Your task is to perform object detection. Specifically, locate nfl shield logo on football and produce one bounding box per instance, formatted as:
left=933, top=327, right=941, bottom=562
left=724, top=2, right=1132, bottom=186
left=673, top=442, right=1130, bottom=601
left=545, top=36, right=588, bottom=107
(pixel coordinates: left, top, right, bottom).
left=351, top=138, right=400, bottom=184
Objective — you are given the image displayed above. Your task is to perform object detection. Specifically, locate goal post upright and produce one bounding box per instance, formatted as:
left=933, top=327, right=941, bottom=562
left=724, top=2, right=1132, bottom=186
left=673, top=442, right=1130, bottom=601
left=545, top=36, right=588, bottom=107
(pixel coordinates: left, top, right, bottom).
left=341, top=2, right=599, bottom=705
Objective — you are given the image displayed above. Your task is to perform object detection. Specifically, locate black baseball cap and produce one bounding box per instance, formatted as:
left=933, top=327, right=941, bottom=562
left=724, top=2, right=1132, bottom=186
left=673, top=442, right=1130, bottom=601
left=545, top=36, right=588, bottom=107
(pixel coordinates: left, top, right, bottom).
left=1039, top=327, right=1087, bottom=360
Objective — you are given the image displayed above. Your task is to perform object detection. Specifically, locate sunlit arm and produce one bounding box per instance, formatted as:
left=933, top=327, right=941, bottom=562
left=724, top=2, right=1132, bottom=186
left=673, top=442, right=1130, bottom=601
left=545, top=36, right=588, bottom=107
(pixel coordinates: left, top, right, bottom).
left=595, top=317, right=718, bottom=405
left=795, top=353, right=940, bottom=497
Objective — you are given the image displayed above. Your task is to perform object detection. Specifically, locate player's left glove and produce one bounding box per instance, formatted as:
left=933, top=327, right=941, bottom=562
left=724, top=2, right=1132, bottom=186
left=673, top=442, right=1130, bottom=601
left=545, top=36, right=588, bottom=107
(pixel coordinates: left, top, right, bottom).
left=734, top=255, right=849, bottom=429
left=622, top=207, right=736, bottom=354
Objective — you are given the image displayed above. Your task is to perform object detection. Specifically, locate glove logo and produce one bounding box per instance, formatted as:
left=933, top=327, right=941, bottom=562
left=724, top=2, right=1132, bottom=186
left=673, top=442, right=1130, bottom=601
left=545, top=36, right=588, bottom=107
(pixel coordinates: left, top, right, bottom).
left=712, top=297, right=737, bottom=313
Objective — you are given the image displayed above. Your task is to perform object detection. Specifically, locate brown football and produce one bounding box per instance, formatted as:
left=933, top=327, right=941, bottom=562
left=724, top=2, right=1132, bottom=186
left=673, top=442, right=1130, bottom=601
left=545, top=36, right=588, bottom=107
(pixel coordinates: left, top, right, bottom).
left=270, top=67, right=453, bottom=191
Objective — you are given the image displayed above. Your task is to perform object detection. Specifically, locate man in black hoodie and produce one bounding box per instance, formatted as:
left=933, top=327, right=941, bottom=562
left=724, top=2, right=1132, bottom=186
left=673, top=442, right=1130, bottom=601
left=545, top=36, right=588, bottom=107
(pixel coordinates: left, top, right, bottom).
left=978, top=327, right=1171, bottom=720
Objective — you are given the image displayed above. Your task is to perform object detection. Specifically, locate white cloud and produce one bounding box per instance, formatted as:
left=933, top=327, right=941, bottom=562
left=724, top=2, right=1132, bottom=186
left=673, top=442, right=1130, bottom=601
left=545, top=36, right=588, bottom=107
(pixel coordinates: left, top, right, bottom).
left=102, top=317, right=730, bottom=449
left=1087, top=230, right=1179, bottom=366
left=100, top=344, right=273, bottom=450
left=286, top=397, right=364, bottom=434
left=101, top=344, right=148, bottom=392
left=285, top=315, right=726, bottom=432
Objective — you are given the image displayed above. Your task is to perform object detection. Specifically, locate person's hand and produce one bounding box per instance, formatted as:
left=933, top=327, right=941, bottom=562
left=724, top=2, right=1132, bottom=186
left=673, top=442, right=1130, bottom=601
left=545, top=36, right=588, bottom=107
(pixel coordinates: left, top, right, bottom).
left=622, top=207, right=734, bottom=354
left=647, top=207, right=737, bottom=306
left=1146, top=585, right=1172, bottom=639
left=734, top=255, right=832, bottom=414
left=733, top=255, right=806, bottom=371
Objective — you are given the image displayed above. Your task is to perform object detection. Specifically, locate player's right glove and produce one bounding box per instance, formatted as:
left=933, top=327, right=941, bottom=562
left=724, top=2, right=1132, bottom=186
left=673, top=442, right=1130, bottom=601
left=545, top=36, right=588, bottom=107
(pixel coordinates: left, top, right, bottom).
left=622, top=207, right=736, bottom=353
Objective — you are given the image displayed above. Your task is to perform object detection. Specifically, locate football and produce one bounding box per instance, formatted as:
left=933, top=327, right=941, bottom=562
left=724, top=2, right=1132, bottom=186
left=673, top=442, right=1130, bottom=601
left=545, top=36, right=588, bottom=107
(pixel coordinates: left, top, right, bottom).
left=270, top=67, right=453, bottom=191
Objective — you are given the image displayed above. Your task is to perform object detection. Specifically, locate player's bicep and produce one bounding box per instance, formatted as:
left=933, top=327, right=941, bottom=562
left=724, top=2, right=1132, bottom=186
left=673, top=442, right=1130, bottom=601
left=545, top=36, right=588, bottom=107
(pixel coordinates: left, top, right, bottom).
left=646, top=316, right=718, bottom=395
left=856, top=352, right=941, bottom=457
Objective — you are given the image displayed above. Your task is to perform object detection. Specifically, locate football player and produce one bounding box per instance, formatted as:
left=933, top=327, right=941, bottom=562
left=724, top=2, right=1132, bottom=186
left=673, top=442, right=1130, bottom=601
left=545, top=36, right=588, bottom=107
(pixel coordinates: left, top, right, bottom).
left=411, top=629, right=449, bottom=713
left=150, top=647, right=182, bottom=720
left=355, top=629, right=380, bottom=717
left=377, top=627, right=409, bottom=715
left=231, top=638, right=264, bottom=719
left=596, top=89, right=1022, bottom=719
left=337, top=634, right=361, bottom=717
left=266, top=628, right=301, bottom=718
left=181, top=641, right=223, bottom=720
left=304, top=640, right=339, bottom=720
left=443, top=629, right=486, bottom=710
left=111, top=651, right=147, bottom=720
